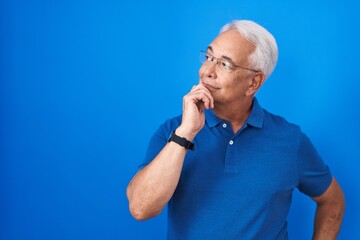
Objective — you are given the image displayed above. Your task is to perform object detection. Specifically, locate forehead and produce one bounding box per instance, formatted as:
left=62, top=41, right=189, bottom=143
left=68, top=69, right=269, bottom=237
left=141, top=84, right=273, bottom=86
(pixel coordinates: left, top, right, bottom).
left=208, top=30, right=255, bottom=63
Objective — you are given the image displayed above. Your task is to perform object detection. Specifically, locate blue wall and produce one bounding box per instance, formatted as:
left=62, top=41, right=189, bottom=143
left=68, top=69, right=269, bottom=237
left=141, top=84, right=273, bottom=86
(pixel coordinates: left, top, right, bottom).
left=1, top=0, right=359, bottom=239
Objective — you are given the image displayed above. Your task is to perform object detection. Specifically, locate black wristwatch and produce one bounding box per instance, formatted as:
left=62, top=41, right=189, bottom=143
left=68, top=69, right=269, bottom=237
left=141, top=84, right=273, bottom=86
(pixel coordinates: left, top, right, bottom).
left=168, top=131, right=195, bottom=151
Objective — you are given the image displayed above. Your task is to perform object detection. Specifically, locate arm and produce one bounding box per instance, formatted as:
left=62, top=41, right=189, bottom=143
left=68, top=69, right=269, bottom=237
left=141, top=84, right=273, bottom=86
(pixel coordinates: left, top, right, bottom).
left=126, top=134, right=190, bottom=221
left=311, top=177, right=345, bottom=240
left=126, top=84, right=214, bottom=221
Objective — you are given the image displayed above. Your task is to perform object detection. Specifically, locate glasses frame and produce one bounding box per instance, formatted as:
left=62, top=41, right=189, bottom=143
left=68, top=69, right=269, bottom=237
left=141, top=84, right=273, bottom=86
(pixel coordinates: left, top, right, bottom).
left=200, top=51, right=259, bottom=73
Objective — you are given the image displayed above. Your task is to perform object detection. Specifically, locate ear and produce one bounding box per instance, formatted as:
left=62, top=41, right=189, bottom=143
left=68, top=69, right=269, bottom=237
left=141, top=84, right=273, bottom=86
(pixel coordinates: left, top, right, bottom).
left=245, top=72, right=265, bottom=96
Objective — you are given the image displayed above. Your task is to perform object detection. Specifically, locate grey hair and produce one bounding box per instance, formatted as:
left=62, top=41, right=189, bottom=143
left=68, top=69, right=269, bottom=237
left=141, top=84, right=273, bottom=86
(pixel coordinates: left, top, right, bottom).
left=220, top=20, right=278, bottom=80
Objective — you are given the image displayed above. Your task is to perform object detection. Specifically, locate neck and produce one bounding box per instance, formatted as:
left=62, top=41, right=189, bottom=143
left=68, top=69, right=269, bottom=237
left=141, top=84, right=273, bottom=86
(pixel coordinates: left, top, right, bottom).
left=213, top=97, right=254, bottom=133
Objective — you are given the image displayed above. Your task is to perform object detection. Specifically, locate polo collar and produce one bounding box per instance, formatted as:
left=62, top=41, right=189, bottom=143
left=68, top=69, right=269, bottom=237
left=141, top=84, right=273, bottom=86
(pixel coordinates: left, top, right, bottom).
left=246, top=98, right=264, bottom=128
left=205, top=108, right=222, bottom=128
left=205, top=97, right=264, bottom=129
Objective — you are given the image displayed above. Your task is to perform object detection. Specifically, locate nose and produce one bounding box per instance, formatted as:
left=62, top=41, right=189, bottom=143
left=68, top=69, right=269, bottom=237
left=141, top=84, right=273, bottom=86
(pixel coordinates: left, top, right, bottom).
left=200, top=60, right=217, bottom=80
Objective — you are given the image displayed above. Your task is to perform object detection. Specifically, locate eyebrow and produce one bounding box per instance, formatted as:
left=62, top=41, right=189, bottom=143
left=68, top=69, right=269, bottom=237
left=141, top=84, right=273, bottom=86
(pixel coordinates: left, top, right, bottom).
left=206, top=46, right=237, bottom=65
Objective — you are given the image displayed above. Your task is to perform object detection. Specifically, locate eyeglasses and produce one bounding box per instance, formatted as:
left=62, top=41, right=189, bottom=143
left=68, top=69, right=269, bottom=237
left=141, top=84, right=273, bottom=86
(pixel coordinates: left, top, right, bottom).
left=199, top=51, right=259, bottom=72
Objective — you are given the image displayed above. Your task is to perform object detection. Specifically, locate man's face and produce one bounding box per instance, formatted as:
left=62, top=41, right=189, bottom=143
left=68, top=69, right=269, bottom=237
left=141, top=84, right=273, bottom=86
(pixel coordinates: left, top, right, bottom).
left=199, top=30, right=256, bottom=105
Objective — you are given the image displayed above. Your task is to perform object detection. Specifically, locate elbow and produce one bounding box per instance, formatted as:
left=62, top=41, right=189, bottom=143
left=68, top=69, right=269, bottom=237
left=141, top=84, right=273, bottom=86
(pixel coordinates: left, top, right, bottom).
left=126, top=180, right=163, bottom=221
left=129, top=204, right=147, bottom=221
left=127, top=186, right=161, bottom=221
left=129, top=202, right=161, bottom=221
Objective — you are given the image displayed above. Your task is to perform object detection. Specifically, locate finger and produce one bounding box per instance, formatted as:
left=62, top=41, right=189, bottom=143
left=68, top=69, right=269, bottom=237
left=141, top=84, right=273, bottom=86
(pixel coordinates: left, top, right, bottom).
left=193, top=88, right=214, bottom=109
left=193, top=92, right=210, bottom=109
left=204, top=97, right=210, bottom=109
left=195, top=96, right=208, bottom=110
left=185, top=86, right=213, bottom=109
left=191, top=84, right=209, bottom=93
left=196, top=84, right=214, bottom=108
left=190, top=84, right=200, bottom=93
left=198, top=83, right=210, bottom=91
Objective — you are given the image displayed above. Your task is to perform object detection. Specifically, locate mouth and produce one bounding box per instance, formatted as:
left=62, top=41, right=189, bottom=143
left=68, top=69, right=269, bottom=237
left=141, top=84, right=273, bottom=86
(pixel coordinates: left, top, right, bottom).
left=202, top=82, right=220, bottom=91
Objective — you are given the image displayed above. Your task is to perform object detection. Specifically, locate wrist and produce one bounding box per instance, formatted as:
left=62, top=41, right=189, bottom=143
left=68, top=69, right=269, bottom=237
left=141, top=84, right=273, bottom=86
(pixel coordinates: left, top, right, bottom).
left=175, top=126, right=197, bottom=141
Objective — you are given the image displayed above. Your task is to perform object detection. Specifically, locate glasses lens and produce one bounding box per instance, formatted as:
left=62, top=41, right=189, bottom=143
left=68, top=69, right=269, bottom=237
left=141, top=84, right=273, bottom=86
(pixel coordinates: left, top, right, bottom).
left=221, top=60, right=234, bottom=71
left=200, top=51, right=207, bottom=63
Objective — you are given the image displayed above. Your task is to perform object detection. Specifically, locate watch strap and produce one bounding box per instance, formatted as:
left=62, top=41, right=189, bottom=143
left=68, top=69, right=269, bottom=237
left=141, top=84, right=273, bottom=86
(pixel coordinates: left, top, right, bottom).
left=168, top=131, right=194, bottom=150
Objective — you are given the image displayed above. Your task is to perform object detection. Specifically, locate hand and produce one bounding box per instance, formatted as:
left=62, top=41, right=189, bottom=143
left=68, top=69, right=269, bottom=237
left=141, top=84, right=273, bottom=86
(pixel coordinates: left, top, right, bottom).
left=176, top=84, right=214, bottom=140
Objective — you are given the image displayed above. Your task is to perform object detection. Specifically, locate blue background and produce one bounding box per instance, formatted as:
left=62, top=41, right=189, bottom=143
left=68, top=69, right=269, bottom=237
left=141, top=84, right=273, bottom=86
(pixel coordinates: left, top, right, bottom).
left=1, top=0, right=359, bottom=239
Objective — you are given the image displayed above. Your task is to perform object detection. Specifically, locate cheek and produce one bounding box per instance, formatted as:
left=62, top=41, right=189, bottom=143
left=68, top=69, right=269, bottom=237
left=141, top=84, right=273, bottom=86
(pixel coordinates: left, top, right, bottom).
left=222, top=78, right=245, bottom=95
left=198, top=65, right=205, bottom=78
left=222, top=78, right=236, bottom=89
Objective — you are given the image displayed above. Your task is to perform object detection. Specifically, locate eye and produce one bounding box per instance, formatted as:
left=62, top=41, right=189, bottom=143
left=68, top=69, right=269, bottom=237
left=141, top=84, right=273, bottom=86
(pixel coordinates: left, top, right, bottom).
left=205, top=54, right=213, bottom=61
left=221, top=60, right=233, bottom=71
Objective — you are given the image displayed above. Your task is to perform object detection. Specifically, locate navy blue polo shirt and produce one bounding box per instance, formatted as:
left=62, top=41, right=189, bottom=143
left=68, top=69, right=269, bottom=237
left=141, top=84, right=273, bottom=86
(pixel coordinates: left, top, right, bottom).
left=140, top=98, right=332, bottom=239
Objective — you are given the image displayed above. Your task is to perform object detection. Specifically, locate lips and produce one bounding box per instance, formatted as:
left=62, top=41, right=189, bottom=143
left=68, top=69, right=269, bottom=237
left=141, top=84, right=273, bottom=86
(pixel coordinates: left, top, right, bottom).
left=202, top=82, right=219, bottom=90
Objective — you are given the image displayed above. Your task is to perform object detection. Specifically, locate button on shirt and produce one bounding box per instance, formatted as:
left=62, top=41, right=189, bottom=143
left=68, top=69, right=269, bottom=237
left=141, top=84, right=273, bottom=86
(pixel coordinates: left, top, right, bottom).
left=140, top=98, right=332, bottom=240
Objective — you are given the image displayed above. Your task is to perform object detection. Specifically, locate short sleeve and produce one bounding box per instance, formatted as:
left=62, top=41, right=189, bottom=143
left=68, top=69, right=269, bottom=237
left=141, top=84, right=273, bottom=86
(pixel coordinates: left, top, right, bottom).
left=297, top=132, right=333, bottom=197
left=138, top=116, right=181, bottom=171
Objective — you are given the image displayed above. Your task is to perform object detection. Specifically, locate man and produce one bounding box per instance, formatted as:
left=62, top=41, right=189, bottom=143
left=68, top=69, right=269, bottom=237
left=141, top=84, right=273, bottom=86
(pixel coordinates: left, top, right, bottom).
left=126, top=20, right=345, bottom=239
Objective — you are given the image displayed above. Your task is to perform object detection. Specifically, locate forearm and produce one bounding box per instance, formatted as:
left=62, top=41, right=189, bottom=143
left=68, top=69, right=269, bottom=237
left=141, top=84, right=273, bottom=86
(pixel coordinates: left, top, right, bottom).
left=126, top=129, right=193, bottom=220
